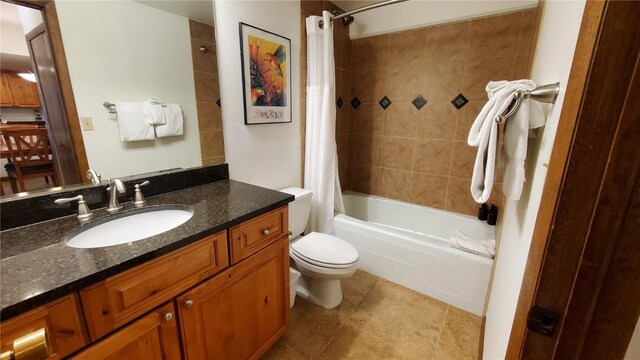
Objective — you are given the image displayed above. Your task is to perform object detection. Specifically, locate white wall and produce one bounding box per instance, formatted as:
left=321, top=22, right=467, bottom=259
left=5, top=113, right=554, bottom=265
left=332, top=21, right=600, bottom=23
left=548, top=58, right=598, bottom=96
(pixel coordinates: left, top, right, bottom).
left=214, top=0, right=301, bottom=190
left=16, top=5, right=42, bottom=34
left=0, top=19, right=29, bottom=57
left=55, top=0, right=202, bottom=179
left=625, top=318, right=640, bottom=359
left=333, top=0, right=537, bottom=39
left=483, top=1, right=586, bottom=359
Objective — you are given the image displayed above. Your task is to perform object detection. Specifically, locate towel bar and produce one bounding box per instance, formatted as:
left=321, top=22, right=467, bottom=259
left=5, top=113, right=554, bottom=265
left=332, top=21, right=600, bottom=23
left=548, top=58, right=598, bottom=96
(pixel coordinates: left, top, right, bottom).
left=103, top=102, right=116, bottom=114
left=495, top=82, right=560, bottom=124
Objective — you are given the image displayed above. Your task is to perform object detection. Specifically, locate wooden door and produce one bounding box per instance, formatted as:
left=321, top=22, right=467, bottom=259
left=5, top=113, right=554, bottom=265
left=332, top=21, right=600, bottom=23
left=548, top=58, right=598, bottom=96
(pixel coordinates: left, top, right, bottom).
left=71, top=302, right=180, bottom=360
left=7, top=73, right=41, bottom=108
left=0, top=74, right=14, bottom=106
left=177, top=237, right=290, bottom=360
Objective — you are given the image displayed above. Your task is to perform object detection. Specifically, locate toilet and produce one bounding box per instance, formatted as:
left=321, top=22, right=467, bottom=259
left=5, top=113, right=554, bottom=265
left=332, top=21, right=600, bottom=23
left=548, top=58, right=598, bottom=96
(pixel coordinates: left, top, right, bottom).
left=281, top=187, right=359, bottom=309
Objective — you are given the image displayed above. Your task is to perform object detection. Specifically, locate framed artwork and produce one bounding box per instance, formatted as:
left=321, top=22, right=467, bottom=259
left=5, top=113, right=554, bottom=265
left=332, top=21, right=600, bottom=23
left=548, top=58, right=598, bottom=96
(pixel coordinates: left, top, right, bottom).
left=239, top=22, right=292, bottom=125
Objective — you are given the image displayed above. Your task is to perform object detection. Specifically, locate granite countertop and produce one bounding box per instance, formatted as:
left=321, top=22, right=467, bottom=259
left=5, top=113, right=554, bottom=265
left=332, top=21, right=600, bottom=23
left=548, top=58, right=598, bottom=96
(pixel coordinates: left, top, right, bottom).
left=0, top=179, right=293, bottom=320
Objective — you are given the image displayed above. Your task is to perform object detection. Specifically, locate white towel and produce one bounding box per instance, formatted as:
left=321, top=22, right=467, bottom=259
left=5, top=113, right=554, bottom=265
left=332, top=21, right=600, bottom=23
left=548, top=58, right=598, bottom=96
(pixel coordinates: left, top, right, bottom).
left=115, top=102, right=154, bottom=141
left=449, top=230, right=496, bottom=259
left=467, top=80, right=539, bottom=203
left=143, top=101, right=167, bottom=126
left=155, top=104, right=184, bottom=137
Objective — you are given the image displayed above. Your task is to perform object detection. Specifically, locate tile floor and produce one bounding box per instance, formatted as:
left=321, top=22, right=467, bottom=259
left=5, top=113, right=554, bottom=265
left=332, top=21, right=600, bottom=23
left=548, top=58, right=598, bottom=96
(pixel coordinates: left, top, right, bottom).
left=263, top=270, right=482, bottom=360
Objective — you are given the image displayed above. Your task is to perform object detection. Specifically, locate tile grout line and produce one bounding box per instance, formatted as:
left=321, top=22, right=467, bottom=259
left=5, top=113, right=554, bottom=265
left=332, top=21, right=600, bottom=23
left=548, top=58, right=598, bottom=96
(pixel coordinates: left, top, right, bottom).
left=433, top=305, right=451, bottom=357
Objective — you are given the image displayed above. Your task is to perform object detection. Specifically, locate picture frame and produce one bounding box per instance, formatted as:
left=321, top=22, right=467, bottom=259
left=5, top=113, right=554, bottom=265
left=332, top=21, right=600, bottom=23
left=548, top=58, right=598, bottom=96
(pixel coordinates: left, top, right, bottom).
left=239, top=22, right=292, bottom=125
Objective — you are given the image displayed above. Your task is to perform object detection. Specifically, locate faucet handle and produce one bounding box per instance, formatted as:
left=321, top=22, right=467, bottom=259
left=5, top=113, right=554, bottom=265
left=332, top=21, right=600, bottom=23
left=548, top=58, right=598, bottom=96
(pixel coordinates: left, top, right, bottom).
left=133, top=180, right=150, bottom=207
left=55, top=195, right=93, bottom=221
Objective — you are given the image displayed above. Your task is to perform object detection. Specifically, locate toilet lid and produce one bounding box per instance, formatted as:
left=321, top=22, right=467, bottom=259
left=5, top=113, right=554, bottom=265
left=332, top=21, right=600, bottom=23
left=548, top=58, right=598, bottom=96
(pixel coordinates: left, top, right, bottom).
left=291, top=232, right=359, bottom=266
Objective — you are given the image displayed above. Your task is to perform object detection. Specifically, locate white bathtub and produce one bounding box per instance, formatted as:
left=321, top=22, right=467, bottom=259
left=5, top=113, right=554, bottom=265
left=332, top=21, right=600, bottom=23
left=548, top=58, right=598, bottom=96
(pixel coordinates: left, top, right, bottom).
left=334, top=191, right=494, bottom=315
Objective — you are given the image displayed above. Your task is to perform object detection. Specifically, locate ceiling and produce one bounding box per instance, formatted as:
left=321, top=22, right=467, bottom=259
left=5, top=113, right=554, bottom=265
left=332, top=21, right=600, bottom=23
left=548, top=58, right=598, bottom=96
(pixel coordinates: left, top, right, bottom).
left=133, top=0, right=214, bottom=25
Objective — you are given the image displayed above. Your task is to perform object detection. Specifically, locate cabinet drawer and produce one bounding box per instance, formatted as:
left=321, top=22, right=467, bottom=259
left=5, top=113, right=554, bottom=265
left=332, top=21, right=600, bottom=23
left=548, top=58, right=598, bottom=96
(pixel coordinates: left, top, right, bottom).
left=0, top=294, right=88, bottom=359
left=80, top=231, right=228, bottom=341
left=230, top=206, right=288, bottom=264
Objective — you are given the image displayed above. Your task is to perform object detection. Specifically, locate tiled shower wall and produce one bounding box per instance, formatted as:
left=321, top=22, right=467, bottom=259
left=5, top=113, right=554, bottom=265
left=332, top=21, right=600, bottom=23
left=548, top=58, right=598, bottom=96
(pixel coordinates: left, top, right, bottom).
left=189, top=20, right=225, bottom=166
left=346, top=10, right=537, bottom=216
left=300, top=0, right=352, bottom=188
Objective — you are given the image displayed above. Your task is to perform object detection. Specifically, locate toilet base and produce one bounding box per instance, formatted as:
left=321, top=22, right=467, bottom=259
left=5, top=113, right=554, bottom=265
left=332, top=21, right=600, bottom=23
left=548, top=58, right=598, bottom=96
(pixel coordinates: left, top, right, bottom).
left=296, top=275, right=343, bottom=309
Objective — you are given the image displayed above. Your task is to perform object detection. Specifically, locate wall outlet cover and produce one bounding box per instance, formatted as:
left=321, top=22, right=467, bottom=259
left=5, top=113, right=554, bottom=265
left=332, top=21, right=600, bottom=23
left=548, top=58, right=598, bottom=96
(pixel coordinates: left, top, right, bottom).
left=80, top=117, right=94, bottom=131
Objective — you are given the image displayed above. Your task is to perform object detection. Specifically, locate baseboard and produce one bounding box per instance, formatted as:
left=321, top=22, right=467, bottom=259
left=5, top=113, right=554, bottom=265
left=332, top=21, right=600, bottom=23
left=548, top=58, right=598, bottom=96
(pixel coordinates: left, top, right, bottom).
left=479, top=315, right=486, bottom=360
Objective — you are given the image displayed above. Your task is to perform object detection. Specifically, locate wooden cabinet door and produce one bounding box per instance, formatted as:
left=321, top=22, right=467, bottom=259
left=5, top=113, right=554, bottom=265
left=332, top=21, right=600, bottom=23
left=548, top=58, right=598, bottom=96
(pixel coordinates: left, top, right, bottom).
left=0, top=74, right=14, bottom=107
left=71, top=302, right=180, bottom=360
left=177, top=237, right=290, bottom=360
left=7, top=73, right=40, bottom=108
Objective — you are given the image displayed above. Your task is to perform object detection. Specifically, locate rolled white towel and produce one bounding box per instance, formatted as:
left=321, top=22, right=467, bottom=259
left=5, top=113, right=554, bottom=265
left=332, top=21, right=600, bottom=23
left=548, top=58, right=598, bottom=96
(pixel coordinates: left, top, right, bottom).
left=143, top=100, right=167, bottom=126
left=155, top=104, right=184, bottom=137
left=449, top=230, right=496, bottom=259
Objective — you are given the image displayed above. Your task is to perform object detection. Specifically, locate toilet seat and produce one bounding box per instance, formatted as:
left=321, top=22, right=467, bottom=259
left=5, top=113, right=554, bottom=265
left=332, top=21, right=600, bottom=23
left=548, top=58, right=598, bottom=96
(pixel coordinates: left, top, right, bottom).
left=291, top=232, right=359, bottom=269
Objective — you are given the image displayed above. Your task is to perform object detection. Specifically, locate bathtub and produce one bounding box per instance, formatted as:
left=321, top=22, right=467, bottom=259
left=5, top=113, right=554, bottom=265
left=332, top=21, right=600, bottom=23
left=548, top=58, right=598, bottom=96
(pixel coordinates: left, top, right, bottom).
left=334, top=191, right=494, bottom=315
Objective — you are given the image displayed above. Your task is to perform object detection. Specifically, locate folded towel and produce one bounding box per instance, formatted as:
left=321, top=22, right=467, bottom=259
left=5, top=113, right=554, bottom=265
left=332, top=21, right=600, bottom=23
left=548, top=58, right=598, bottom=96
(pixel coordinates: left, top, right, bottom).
left=143, top=100, right=167, bottom=126
left=467, top=80, right=538, bottom=203
left=449, top=230, right=495, bottom=259
left=115, top=102, right=154, bottom=141
left=155, top=104, right=184, bottom=137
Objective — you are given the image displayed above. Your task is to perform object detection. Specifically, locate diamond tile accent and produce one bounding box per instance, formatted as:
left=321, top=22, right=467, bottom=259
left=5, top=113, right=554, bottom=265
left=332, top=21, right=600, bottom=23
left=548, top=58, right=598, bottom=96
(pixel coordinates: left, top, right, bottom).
left=451, top=93, right=469, bottom=110
left=350, top=97, right=361, bottom=110
left=412, top=95, right=428, bottom=110
left=378, top=96, right=392, bottom=110
left=337, top=97, right=344, bottom=109
left=216, top=98, right=221, bottom=108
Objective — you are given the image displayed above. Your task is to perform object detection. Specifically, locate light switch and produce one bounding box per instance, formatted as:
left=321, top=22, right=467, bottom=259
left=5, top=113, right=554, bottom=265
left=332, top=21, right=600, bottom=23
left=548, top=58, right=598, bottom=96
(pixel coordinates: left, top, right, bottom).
left=80, top=117, right=94, bottom=131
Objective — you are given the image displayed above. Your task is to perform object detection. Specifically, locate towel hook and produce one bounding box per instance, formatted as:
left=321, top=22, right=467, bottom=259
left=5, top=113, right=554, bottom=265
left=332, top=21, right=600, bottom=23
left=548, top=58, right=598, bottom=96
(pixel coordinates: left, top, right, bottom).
left=495, top=82, right=560, bottom=124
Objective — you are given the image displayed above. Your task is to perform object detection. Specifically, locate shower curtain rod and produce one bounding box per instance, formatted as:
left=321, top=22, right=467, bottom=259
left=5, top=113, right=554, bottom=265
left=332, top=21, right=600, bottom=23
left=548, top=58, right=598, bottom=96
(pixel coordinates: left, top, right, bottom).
left=319, top=0, right=409, bottom=28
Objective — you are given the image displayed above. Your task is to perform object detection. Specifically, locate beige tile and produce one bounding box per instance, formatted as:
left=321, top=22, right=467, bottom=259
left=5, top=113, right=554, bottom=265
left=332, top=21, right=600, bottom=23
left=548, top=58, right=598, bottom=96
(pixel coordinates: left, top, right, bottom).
left=189, top=19, right=214, bottom=43
left=387, top=29, right=426, bottom=103
left=347, top=164, right=380, bottom=195
left=319, top=309, right=437, bottom=360
left=349, top=135, right=381, bottom=166
left=445, top=178, right=503, bottom=216
left=384, top=103, right=419, bottom=138
left=380, top=137, right=414, bottom=170
left=352, top=67, right=387, bottom=104
left=353, top=35, right=389, bottom=70
left=389, top=28, right=426, bottom=67
left=387, top=64, right=422, bottom=104
left=461, top=57, right=515, bottom=101
left=339, top=161, right=348, bottom=191
left=455, top=101, right=484, bottom=141
left=285, top=298, right=356, bottom=360
left=202, top=156, right=225, bottom=166
left=423, top=21, right=470, bottom=63
left=337, top=135, right=349, bottom=165
left=191, top=39, right=217, bottom=73
left=517, top=10, right=536, bottom=57
left=301, top=0, right=324, bottom=15
left=341, top=270, right=378, bottom=306
left=379, top=168, right=411, bottom=201
left=194, top=71, right=220, bottom=102
left=421, top=60, right=464, bottom=102
left=467, top=12, right=522, bottom=61
left=196, top=102, right=222, bottom=132
left=413, top=140, right=453, bottom=175
left=200, top=131, right=224, bottom=159
left=262, top=338, right=308, bottom=360
left=418, top=102, right=457, bottom=140
left=342, top=35, right=353, bottom=70
left=350, top=103, right=384, bottom=136
left=434, top=307, right=482, bottom=360
left=359, top=279, right=448, bottom=343
left=409, top=173, right=448, bottom=209
left=512, top=54, right=532, bottom=80
left=450, top=141, right=477, bottom=179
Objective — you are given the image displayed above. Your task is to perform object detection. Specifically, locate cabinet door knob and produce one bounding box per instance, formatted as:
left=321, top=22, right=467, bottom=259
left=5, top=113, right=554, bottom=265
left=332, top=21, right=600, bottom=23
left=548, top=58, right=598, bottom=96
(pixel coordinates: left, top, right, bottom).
left=163, top=312, right=174, bottom=322
left=262, top=228, right=270, bottom=236
left=184, top=299, right=194, bottom=309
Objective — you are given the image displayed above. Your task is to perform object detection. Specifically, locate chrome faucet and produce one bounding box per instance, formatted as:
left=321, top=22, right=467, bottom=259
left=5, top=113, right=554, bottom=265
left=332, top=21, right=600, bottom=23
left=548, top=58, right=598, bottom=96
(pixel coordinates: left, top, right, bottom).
left=87, top=169, right=102, bottom=184
left=106, top=178, right=126, bottom=213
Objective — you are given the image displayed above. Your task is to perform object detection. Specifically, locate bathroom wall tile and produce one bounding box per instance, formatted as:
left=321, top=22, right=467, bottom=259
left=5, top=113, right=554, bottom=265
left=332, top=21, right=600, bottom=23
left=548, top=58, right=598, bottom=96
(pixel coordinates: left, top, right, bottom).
left=512, top=54, right=532, bottom=80
left=284, top=298, right=356, bottom=360
left=445, top=178, right=503, bottom=216
left=349, top=135, right=381, bottom=166
left=353, top=35, right=389, bottom=70
left=189, top=20, right=214, bottom=43
left=319, top=309, right=437, bottom=360
left=200, top=131, right=225, bottom=159
left=517, top=10, right=536, bottom=57
left=334, top=25, right=344, bottom=70
left=202, top=156, right=225, bottom=166
left=413, top=140, right=453, bottom=175
left=359, top=279, right=448, bottom=344
left=379, top=168, right=411, bottom=201
left=301, top=11, right=308, bottom=60
left=433, top=307, right=482, bottom=360
left=423, top=21, right=470, bottom=63
left=194, top=71, right=220, bottom=102
left=455, top=101, right=485, bottom=141
left=341, top=270, right=378, bottom=306
left=342, top=34, right=353, bottom=71
left=301, top=0, right=324, bottom=15
left=196, top=102, right=222, bottom=133
left=300, top=55, right=308, bottom=99
left=191, top=39, right=217, bottom=73
left=350, top=103, right=384, bottom=136
left=339, top=161, right=348, bottom=191
left=450, top=141, right=477, bottom=179
left=461, top=56, right=515, bottom=101
left=384, top=104, right=419, bottom=138
left=467, top=12, right=522, bottom=61
left=337, top=134, right=349, bottom=163
left=389, top=28, right=426, bottom=69
left=410, top=172, right=448, bottom=209
left=347, top=164, right=380, bottom=195
left=381, top=137, right=414, bottom=170
left=418, top=102, right=457, bottom=140
left=352, top=67, right=387, bottom=104
left=421, top=60, right=464, bottom=102
left=387, top=64, right=422, bottom=104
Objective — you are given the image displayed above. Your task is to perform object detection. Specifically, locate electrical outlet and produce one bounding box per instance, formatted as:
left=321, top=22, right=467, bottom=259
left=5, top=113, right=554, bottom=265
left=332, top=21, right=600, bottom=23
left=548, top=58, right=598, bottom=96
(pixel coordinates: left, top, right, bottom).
left=80, top=117, right=94, bottom=131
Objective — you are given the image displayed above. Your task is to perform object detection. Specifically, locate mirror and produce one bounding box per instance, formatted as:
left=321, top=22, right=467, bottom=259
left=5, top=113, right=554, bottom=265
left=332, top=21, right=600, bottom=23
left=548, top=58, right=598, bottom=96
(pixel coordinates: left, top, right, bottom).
left=0, top=0, right=223, bottom=197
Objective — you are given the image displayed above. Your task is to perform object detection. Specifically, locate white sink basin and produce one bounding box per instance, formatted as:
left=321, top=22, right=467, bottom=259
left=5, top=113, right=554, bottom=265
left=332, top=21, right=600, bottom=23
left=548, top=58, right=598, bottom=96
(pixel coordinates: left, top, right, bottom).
left=64, top=205, right=194, bottom=249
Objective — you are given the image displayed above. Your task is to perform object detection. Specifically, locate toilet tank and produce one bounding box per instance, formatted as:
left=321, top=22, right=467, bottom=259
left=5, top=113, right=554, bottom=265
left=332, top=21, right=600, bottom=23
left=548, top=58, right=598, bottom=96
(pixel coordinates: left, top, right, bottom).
left=280, top=187, right=312, bottom=237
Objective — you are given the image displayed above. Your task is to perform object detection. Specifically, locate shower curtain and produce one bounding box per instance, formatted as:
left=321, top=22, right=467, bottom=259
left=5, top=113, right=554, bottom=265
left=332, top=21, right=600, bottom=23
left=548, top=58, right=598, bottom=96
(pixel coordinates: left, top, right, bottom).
left=304, top=11, right=345, bottom=234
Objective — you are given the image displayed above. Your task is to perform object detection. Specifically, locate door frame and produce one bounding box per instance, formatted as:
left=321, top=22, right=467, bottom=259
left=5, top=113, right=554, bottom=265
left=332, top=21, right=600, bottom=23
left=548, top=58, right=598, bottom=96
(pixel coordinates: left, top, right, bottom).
left=5, top=0, right=90, bottom=184
left=506, top=0, right=640, bottom=358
